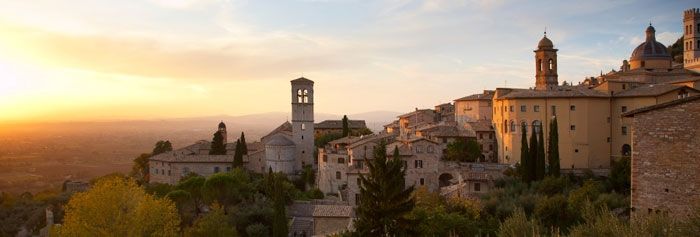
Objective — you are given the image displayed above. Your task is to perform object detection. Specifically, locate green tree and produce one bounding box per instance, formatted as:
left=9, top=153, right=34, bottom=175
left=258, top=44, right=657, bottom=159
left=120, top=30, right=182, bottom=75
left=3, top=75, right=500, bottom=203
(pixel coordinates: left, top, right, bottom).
left=342, top=115, right=350, bottom=137
left=520, top=124, right=532, bottom=183
left=354, top=141, right=416, bottom=236
left=239, top=132, right=248, bottom=155
left=536, top=125, right=546, bottom=181
left=315, top=132, right=344, bottom=147
left=445, top=139, right=481, bottom=162
left=668, top=36, right=684, bottom=64
left=210, top=131, right=227, bottom=155
left=202, top=170, right=252, bottom=211
left=528, top=126, right=539, bottom=182
left=233, top=139, right=244, bottom=168
left=185, top=204, right=237, bottom=237
left=267, top=170, right=289, bottom=237
left=497, top=209, right=541, bottom=237
left=175, top=175, right=206, bottom=216
left=153, top=140, right=173, bottom=155
left=608, top=156, right=630, bottom=193
left=547, top=117, right=560, bottom=177
left=59, top=176, right=180, bottom=236
left=130, top=153, right=152, bottom=184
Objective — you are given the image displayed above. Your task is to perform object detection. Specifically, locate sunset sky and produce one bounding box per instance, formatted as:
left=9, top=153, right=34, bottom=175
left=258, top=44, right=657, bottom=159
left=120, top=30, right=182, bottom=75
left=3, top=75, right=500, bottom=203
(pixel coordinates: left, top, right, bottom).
left=0, top=0, right=695, bottom=122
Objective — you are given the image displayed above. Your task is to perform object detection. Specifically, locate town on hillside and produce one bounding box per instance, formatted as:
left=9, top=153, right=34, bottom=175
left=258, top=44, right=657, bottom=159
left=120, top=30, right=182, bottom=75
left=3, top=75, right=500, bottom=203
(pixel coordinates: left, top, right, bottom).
left=4, top=6, right=700, bottom=237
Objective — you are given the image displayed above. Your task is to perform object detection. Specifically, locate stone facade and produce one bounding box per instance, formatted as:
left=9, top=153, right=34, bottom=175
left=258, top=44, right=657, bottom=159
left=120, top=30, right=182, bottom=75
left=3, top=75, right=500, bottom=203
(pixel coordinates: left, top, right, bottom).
left=625, top=95, right=700, bottom=218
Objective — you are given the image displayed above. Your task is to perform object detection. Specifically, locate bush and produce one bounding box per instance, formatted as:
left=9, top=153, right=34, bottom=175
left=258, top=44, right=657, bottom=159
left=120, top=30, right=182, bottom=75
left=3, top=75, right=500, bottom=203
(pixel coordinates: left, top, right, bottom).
left=497, top=209, right=541, bottom=237
left=534, top=176, right=569, bottom=196
left=534, top=194, right=571, bottom=229
left=245, top=223, right=269, bottom=237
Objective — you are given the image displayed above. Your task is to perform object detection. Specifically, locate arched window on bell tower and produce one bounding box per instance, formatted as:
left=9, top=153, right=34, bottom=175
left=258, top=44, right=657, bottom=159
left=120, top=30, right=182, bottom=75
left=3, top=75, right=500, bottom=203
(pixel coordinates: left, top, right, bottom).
left=297, top=89, right=303, bottom=103
left=537, top=59, right=542, bottom=72
left=548, top=59, right=554, bottom=71
left=303, top=89, right=309, bottom=103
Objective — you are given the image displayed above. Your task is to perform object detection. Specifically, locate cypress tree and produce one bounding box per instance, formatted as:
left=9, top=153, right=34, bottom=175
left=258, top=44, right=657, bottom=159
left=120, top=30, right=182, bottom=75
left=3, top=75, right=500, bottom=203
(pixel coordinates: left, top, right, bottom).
left=269, top=171, right=288, bottom=237
left=342, top=115, right=350, bottom=137
left=529, top=125, right=538, bottom=181
left=240, top=132, right=248, bottom=155
left=520, top=123, right=531, bottom=183
left=209, top=131, right=226, bottom=155
left=536, top=124, right=546, bottom=181
left=354, top=140, right=416, bottom=236
left=233, top=139, right=244, bottom=168
left=548, top=117, right=561, bottom=177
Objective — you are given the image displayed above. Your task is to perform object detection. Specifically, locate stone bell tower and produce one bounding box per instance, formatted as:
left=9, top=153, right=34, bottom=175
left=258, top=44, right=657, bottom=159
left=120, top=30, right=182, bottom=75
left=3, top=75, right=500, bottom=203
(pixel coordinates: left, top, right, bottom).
left=535, top=33, right=559, bottom=90
left=291, top=77, right=315, bottom=171
left=684, top=8, right=700, bottom=71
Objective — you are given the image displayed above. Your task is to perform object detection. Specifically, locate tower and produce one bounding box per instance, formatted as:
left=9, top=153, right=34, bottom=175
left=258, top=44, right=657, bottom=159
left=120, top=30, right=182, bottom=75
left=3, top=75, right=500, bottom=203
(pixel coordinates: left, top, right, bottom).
left=218, top=121, right=227, bottom=144
left=684, top=8, right=700, bottom=71
left=291, top=77, right=315, bottom=171
left=534, top=33, right=558, bottom=90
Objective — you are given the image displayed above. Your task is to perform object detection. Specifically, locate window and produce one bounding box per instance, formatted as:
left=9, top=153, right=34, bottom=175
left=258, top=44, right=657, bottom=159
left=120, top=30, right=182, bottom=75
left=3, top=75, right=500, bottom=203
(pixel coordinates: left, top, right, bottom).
left=641, top=60, right=645, bottom=68
left=168, top=170, right=171, bottom=176
left=297, top=89, right=303, bottom=103
left=322, top=155, right=328, bottom=162
left=357, top=178, right=361, bottom=185
left=570, top=105, right=576, bottom=111
left=301, top=123, right=305, bottom=130
left=509, top=106, right=514, bottom=112
left=336, top=171, right=341, bottom=180
left=214, top=167, right=220, bottom=173
left=161, top=169, right=165, bottom=175
left=538, top=59, right=543, bottom=72
left=534, top=105, right=540, bottom=112
left=474, top=183, right=481, bottom=192
left=621, top=106, right=627, bottom=113
left=622, top=126, right=628, bottom=135
left=402, top=160, right=408, bottom=168
left=622, top=84, right=626, bottom=90
left=489, top=144, right=493, bottom=151
left=510, top=121, right=515, bottom=133
left=414, top=160, right=423, bottom=169
left=415, top=145, right=423, bottom=153
left=521, top=121, right=528, bottom=134
left=489, top=134, right=493, bottom=139
left=420, top=178, right=425, bottom=185
left=607, top=117, right=611, bottom=123
left=520, top=105, right=526, bottom=112
left=551, top=105, right=556, bottom=116
left=533, top=120, right=542, bottom=133
left=622, top=144, right=631, bottom=156
left=479, top=133, right=483, bottom=139
left=226, top=167, right=231, bottom=172
left=570, top=125, right=576, bottom=130
left=153, top=168, right=158, bottom=174
left=679, top=89, right=689, bottom=99
left=574, top=149, right=579, bottom=153
left=427, top=145, right=434, bottom=153
left=504, top=120, right=508, bottom=133
left=182, top=167, right=190, bottom=176
left=303, top=89, right=309, bottom=103
left=607, top=137, right=611, bottom=143
left=548, top=59, right=554, bottom=71
left=338, top=158, right=345, bottom=164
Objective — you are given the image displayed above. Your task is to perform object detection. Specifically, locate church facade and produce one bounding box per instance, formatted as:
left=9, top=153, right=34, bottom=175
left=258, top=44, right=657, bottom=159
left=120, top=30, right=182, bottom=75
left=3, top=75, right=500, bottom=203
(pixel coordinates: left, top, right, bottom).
left=493, top=14, right=700, bottom=172
left=149, top=77, right=317, bottom=184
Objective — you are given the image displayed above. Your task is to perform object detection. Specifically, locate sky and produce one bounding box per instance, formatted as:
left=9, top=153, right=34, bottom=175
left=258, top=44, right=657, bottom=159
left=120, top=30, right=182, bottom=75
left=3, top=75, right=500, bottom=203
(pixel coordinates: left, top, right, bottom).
left=0, top=0, right=696, bottom=122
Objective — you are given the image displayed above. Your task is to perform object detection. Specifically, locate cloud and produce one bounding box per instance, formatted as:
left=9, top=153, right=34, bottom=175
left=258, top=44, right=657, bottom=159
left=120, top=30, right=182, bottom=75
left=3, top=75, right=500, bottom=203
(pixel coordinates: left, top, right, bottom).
left=146, top=0, right=219, bottom=9
left=656, top=31, right=681, bottom=46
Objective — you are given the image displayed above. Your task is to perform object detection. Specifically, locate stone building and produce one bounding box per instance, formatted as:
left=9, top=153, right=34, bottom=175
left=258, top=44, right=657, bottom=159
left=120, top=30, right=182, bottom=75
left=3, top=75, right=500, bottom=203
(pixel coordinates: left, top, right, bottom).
left=684, top=8, right=700, bottom=71
left=454, top=90, right=494, bottom=123
left=288, top=201, right=353, bottom=237
left=492, top=22, right=700, bottom=172
left=149, top=77, right=318, bottom=184
left=624, top=95, right=700, bottom=218
left=314, top=119, right=368, bottom=137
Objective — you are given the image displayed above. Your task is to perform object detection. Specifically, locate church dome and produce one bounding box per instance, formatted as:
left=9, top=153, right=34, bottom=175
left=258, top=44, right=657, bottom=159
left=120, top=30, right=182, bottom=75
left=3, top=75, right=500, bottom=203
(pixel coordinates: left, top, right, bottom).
left=630, top=25, right=670, bottom=61
left=265, top=134, right=295, bottom=146
left=537, top=35, right=554, bottom=49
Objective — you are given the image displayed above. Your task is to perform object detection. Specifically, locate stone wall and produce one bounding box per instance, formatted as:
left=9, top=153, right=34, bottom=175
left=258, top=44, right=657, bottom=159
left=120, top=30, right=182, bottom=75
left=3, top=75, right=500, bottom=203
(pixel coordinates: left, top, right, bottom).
left=631, top=98, right=700, bottom=217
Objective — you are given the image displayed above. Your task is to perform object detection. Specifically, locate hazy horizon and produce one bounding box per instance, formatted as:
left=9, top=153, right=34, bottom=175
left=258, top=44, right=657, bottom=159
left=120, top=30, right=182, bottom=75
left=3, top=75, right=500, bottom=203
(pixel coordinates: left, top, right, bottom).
left=2, top=0, right=697, bottom=122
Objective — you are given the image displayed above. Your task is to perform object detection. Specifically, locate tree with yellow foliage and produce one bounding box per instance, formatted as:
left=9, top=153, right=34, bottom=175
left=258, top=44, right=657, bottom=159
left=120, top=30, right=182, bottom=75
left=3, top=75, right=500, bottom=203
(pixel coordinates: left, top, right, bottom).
left=57, top=176, right=180, bottom=237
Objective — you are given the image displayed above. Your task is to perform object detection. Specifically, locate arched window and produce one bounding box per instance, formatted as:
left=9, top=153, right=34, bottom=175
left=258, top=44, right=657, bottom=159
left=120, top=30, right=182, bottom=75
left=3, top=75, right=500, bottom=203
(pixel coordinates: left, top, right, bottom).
left=521, top=121, right=528, bottom=134
left=537, top=59, right=542, bottom=72
left=297, top=89, right=303, bottom=103
left=548, top=59, right=554, bottom=71
left=532, top=120, right=542, bottom=134
left=336, top=171, right=341, bottom=180
left=621, top=144, right=631, bottom=156
left=303, top=89, right=309, bottom=103
left=301, top=123, right=306, bottom=130
left=510, top=120, right=515, bottom=133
